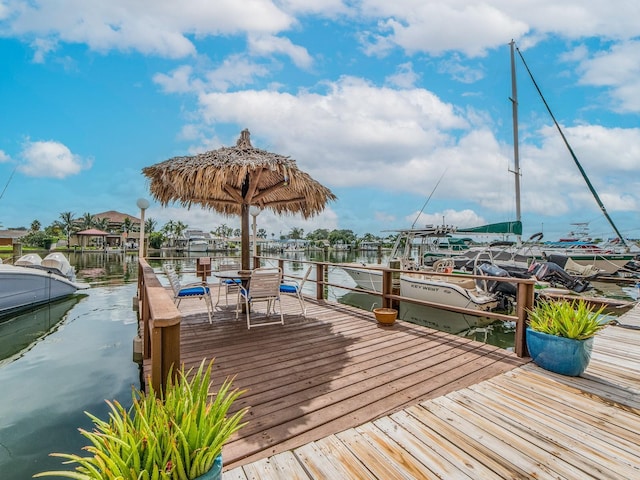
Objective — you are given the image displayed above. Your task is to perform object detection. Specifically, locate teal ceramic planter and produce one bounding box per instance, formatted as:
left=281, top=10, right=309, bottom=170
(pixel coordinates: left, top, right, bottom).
left=193, top=455, right=222, bottom=480
left=526, top=327, right=594, bottom=376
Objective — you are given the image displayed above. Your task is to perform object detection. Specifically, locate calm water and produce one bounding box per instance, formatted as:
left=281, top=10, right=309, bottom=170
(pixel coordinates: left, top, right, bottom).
left=0, top=252, right=142, bottom=479
left=0, top=250, right=636, bottom=479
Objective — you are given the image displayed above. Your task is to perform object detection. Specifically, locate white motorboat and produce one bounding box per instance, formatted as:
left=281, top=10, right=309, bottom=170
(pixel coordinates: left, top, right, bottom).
left=0, top=253, right=89, bottom=317
left=400, top=271, right=499, bottom=312
left=188, top=238, right=209, bottom=252
left=185, top=229, right=210, bottom=252
left=341, top=225, right=505, bottom=314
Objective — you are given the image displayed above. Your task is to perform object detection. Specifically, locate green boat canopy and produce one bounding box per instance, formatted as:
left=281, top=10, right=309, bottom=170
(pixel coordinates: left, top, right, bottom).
left=457, top=221, right=522, bottom=235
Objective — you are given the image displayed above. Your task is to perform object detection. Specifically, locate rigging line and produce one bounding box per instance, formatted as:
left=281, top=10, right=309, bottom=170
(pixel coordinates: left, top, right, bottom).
left=515, top=46, right=628, bottom=249
left=0, top=166, right=17, bottom=201
left=411, top=168, right=448, bottom=229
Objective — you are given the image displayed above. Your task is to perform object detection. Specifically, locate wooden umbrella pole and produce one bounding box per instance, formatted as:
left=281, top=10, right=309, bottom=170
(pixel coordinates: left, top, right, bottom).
left=241, top=204, right=250, bottom=270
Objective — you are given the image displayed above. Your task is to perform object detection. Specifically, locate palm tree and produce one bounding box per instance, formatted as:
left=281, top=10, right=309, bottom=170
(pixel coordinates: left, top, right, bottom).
left=94, top=217, right=110, bottom=232
left=145, top=217, right=157, bottom=234
left=289, top=227, right=304, bottom=240
left=31, top=219, right=41, bottom=231
left=174, top=221, right=187, bottom=239
left=122, top=217, right=133, bottom=235
left=59, top=211, right=76, bottom=247
left=80, top=212, right=95, bottom=230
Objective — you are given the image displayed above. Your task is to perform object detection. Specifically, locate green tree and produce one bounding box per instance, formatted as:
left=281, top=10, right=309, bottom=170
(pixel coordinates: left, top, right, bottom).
left=257, top=228, right=267, bottom=239
left=22, top=230, right=50, bottom=248
left=213, top=224, right=234, bottom=239
left=306, top=229, right=329, bottom=241
left=174, top=221, right=187, bottom=238
left=94, top=217, right=110, bottom=231
left=58, top=211, right=76, bottom=247
left=145, top=217, right=157, bottom=234
left=80, top=212, right=95, bottom=230
left=30, top=219, right=41, bottom=231
left=289, top=227, right=304, bottom=240
left=328, top=229, right=356, bottom=246
left=121, top=217, right=133, bottom=234
left=148, top=231, right=165, bottom=249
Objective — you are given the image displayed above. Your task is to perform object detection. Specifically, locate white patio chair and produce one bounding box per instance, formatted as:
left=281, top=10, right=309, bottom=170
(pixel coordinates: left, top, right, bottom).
left=164, top=266, right=213, bottom=323
left=236, top=267, right=283, bottom=329
left=279, top=265, right=312, bottom=317
left=215, top=261, right=241, bottom=307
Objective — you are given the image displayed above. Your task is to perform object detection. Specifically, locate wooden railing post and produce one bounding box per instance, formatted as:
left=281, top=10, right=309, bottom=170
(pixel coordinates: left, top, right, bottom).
left=382, top=269, right=393, bottom=309
left=137, top=259, right=183, bottom=394
left=514, top=279, right=535, bottom=357
left=316, top=263, right=325, bottom=300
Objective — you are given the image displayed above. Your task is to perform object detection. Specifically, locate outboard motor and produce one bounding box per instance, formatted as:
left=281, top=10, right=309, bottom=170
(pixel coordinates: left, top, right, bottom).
left=475, top=263, right=517, bottom=296
left=528, top=261, right=591, bottom=293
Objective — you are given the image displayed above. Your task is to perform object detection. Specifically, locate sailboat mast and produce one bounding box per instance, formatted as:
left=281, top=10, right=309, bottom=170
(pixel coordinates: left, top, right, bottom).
left=509, top=40, right=522, bottom=244
left=515, top=46, right=629, bottom=249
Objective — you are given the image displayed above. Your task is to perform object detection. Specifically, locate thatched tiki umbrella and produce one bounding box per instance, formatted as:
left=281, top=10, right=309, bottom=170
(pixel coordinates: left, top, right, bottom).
left=142, top=129, right=336, bottom=270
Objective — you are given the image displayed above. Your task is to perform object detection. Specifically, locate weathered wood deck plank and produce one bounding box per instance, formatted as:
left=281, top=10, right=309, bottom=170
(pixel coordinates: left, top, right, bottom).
left=220, top=304, right=640, bottom=479
left=149, top=291, right=530, bottom=471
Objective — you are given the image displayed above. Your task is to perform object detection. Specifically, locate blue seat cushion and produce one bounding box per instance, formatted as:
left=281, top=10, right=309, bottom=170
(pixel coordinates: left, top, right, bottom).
left=224, top=279, right=242, bottom=285
left=178, top=286, right=209, bottom=297
left=279, top=284, right=298, bottom=294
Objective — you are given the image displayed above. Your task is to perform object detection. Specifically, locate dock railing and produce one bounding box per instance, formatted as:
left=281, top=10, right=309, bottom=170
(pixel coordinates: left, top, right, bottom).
left=261, top=256, right=534, bottom=358
left=137, top=255, right=535, bottom=392
left=137, top=258, right=181, bottom=394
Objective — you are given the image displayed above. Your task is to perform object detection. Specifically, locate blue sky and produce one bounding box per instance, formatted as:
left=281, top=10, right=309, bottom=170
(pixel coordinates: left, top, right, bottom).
left=1, top=1, right=639, bottom=242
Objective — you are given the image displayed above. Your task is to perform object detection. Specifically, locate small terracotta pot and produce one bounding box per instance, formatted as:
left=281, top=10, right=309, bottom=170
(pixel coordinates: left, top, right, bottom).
left=373, top=308, right=397, bottom=325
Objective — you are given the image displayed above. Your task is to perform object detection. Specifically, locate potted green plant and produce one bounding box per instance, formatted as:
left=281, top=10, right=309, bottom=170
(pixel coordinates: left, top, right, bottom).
left=526, top=299, right=609, bottom=376
left=34, top=359, right=247, bottom=480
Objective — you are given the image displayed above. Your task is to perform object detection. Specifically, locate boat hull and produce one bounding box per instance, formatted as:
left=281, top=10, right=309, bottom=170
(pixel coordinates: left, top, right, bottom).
left=342, top=264, right=499, bottom=312
left=341, top=264, right=385, bottom=292
left=0, top=264, right=82, bottom=317
left=400, top=273, right=499, bottom=311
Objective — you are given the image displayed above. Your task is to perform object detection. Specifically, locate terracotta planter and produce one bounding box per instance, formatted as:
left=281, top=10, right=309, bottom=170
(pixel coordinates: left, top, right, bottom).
left=526, top=327, right=594, bottom=376
left=373, top=308, right=397, bottom=325
left=193, top=454, right=222, bottom=480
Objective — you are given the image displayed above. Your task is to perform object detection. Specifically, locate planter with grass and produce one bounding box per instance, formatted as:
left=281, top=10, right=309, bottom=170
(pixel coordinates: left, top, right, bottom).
left=526, top=299, right=608, bottom=376
left=35, top=359, right=247, bottom=479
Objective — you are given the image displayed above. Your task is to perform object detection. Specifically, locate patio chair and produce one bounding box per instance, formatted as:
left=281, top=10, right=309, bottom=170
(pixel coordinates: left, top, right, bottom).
left=236, top=267, right=284, bottom=329
left=164, top=266, right=213, bottom=323
left=215, top=261, right=241, bottom=307
left=279, top=265, right=312, bottom=317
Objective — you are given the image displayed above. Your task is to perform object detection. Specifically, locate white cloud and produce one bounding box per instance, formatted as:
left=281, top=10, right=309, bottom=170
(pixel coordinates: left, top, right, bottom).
left=0, top=150, right=10, bottom=163
left=409, top=208, right=486, bottom=229
left=205, top=55, right=272, bottom=91
left=575, top=40, right=640, bottom=113
left=358, top=1, right=640, bottom=57
left=18, top=140, right=92, bottom=178
left=385, top=62, right=419, bottom=88
left=248, top=35, right=313, bottom=69
left=4, top=0, right=294, bottom=60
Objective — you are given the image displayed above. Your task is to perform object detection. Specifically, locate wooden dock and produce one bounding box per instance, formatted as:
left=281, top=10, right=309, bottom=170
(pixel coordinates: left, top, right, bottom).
left=217, top=302, right=640, bottom=479
left=153, top=292, right=529, bottom=471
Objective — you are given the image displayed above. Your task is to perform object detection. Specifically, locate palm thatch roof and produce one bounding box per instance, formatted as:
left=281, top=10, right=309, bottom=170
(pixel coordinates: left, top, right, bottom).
left=142, top=129, right=336, bottom=217
left=142, top=129, right=336, bottom=269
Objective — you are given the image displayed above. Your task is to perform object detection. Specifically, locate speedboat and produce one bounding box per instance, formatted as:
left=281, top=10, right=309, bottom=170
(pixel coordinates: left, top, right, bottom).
left=341, top=226, right=506, bottom=314
left=0, top=253, right=89, bottom=317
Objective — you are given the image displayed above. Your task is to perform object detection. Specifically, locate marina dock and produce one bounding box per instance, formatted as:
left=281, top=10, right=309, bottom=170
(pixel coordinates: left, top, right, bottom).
left=139, top=256, right=640, bottom=480
left=223, top=302, right=640, bottom=479
left=143, top=277, right=640, bottom=478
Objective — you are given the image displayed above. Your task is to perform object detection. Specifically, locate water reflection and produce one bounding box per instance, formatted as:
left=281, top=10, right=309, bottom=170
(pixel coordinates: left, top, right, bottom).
left=0, top=295, right=86, bottom=365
